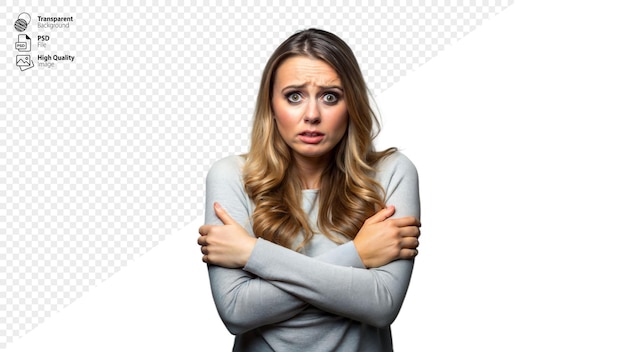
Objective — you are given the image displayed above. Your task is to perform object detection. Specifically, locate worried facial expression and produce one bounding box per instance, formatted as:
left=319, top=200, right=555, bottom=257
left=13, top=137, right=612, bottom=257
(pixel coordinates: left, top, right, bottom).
left=272, top=56, right=349, bottom=165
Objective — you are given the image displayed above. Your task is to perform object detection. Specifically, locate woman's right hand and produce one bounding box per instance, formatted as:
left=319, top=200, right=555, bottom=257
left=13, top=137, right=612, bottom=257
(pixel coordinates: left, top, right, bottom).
left=353, top=205, right=421, bottom=268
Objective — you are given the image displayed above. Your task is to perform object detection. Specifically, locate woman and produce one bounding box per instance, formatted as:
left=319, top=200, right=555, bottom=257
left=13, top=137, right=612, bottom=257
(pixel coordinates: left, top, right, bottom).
left=197, top=28, right=420, bottom=351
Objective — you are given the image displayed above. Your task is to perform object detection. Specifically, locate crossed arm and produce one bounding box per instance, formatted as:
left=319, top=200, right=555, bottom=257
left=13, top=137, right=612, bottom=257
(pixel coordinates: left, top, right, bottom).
left=197, top=154, right=420, bottom=334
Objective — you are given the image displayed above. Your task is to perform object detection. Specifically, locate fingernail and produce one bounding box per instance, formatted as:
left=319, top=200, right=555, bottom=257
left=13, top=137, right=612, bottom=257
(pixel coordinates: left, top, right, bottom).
left=214, top=202, right=222, bottom=210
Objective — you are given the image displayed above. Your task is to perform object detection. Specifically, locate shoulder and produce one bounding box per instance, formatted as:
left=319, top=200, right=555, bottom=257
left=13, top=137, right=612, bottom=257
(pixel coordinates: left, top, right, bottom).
left=205, top=155, right=250, bottom=203
left=206, top=155, right=247, bottom=194
left=375, top=151, right=420, bottom=215
left=375, top=151, right=418, bottom=178
left=204, top=155, right=252, bottom=224
left=206, top=154, right=245, bottom=180
left=374, top=151, right=419, bottom=190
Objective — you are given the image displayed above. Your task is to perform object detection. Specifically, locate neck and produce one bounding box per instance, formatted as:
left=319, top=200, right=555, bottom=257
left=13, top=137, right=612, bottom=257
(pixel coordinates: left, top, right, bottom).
left=293, top=154, right=330, bottom=190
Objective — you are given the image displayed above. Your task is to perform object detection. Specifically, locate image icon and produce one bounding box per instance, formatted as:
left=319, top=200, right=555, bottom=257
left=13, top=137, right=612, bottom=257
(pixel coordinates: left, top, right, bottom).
left=14, top=12, right=31, bottom=32
left=15, top=34, right=31, bottom=52
left=16, top=55, right=34, bottom=71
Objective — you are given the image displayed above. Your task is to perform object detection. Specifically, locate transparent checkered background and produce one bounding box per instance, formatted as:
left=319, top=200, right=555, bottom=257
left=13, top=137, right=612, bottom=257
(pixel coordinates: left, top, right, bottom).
left=0, top=0, right=513, bottom=348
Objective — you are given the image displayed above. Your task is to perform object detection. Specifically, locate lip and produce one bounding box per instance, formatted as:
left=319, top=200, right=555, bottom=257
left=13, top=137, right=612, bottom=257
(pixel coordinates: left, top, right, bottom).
left=298, top=130, right=325, bottom=144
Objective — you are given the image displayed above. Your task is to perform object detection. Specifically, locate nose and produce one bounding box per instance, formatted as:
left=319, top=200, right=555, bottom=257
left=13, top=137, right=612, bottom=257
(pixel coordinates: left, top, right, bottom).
left=304, top=100, right=320, bottom=124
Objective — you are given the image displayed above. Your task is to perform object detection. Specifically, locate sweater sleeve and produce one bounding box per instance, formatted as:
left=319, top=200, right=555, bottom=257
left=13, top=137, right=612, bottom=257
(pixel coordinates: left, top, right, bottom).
left=205, top=157, right=308, bottom=335
left=242, top=152, right=420, bottom=327
left=205, top=157, right=366, bottom=334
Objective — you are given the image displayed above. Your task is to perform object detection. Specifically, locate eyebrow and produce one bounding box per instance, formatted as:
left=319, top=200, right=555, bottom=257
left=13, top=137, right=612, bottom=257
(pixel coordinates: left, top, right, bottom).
left=280, top=84, right=344, bottom=93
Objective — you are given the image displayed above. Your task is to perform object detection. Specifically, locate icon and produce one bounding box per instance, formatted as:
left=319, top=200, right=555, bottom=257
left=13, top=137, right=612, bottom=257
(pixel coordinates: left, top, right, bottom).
left=15, top=34, right=31, bottom=52
left=14, top=12, right=31, bottom=32
left=16, top=55, right=34, bottom=71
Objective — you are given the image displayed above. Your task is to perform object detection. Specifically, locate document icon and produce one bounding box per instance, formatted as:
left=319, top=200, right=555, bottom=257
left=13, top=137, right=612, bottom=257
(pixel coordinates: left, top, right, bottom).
left=16, top=55, right=34, bottom=71
left=15, top=34, right=31, bottom=52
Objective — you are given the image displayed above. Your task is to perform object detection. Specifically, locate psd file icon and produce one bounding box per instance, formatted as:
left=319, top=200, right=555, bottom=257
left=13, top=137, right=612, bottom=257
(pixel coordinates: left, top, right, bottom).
left=16, top=34, right=31, bottom=52
left=16, top=55, right=34, bottom=71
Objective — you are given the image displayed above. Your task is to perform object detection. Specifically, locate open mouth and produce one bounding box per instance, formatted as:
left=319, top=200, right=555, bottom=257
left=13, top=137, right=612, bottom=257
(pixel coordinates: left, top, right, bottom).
left=299, top=131, right=325, bottom=144
left=300, top=131, right=324, bottom=137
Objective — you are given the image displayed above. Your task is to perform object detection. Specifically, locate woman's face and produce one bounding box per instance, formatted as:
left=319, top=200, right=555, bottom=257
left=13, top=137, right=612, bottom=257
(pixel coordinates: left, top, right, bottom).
left=271, top=56, right=348, bottom=165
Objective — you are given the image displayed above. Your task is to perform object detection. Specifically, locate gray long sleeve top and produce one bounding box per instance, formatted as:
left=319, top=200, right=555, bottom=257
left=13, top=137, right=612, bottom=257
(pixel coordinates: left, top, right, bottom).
left=204, top=151, right=420, bottom=352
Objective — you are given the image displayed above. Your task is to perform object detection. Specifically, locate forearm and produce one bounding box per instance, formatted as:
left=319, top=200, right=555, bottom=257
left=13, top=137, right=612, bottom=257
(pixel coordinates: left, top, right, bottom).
left=313, top=240, right=366, bottom=268
left=243, top=238, right=413, bottom=327
left=208, top=240, right=366, bottom=333
left=208, top=264, right=308, bottom=334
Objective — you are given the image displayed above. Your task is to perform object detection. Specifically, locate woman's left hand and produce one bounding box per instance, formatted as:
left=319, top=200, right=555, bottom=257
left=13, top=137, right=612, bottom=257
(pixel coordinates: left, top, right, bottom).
left=197, top=202, right=257, bottom=268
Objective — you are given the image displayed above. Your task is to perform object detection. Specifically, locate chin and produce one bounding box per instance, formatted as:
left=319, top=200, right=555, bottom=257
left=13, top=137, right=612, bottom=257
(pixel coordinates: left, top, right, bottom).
left=294, top=148, right=332, bottom=159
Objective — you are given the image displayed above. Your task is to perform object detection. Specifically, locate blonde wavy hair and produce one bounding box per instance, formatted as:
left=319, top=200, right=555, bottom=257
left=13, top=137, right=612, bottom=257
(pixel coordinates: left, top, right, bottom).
left=243, top=28, right=396, bottom=251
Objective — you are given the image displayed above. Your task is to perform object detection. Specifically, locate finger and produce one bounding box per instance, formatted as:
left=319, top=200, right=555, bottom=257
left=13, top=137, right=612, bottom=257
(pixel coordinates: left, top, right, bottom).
left=201, top=246, right=209, bottom=255
left=391, top=216, right=420, bottom=227
left=400, top=237, right=419, bottom=249
left=365, top=205, right=396, bottom=224
left=398, top=225, right=420, bottom=238
left=198, top=225, right=209, bottom=236
left=214, top=202, right=236, bottom=225
left=202, top=254, right=210, bottom=263
left=197, top=235, right=207, bottom=246
left=398, top=248, right=419, bottom=259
